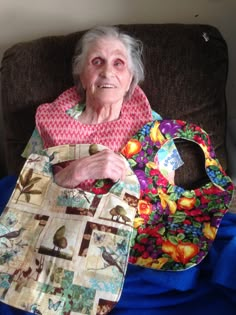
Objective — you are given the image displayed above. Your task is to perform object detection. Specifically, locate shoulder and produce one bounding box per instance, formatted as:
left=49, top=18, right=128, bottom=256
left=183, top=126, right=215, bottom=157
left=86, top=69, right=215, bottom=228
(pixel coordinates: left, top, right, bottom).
left=123, top=86, right=162, bottom=122
left=123, top=86, right=152, bottom=115
left=36, top=86, right=80, bottom=113
left=152, top=110, right=162, bottom=120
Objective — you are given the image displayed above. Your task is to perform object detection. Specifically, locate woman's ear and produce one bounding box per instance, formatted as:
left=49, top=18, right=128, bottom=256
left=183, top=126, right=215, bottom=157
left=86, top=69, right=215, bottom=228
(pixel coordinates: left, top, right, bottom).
left=80, top=74, right=86, bottom=90
left=124, top=77, right=135, bottom=101
left=125, top=74, right=133, bottom=96
left=127, top=74, right=133, bottom=92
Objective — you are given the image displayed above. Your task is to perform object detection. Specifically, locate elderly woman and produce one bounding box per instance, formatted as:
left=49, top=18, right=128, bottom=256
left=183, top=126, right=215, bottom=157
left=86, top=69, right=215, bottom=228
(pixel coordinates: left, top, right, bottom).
left=26, top=26, right=162, bottom=188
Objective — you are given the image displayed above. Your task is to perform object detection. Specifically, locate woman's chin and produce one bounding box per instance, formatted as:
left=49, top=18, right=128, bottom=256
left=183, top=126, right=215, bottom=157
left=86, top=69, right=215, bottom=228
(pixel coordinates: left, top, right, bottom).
left=90, top=89, right=124, bottom=105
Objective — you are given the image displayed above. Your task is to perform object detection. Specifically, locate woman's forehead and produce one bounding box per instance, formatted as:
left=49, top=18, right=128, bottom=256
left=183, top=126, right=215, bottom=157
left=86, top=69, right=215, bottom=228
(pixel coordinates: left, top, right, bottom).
left=86, top=37, right=128, bottom=57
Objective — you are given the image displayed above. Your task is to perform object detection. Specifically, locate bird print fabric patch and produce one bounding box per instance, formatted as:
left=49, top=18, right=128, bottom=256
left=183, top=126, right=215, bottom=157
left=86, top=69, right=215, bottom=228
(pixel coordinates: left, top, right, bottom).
left=0, top=144, right=140, bottom=315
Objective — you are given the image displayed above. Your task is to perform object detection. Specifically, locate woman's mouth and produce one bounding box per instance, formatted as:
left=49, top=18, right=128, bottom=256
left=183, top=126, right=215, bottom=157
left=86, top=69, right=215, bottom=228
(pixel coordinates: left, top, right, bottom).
left=97, top=84, right=116, bottom=89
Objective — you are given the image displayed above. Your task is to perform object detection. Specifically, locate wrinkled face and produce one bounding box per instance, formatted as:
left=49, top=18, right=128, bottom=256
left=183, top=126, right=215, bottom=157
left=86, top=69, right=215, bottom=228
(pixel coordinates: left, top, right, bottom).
left=80, top=37, right=133, bottom=106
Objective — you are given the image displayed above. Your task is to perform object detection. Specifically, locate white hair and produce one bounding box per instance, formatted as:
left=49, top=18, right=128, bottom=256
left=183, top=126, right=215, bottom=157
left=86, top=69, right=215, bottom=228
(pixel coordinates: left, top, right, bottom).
left=72, top=25, right=144, bottom=102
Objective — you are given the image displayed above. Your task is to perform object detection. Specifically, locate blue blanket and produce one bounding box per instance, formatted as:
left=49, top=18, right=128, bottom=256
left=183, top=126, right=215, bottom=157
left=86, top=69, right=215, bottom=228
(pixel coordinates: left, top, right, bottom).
left=1, top=176, right=236, bottom=315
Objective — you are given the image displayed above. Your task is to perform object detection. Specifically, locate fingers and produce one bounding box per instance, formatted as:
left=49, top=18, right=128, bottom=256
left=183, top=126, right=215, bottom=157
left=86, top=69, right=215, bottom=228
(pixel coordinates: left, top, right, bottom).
left=53, top=149, right=128, bottom=188
left=53, top=163, right=78, bottom=188
left=86, top=149, right=127, bottom=182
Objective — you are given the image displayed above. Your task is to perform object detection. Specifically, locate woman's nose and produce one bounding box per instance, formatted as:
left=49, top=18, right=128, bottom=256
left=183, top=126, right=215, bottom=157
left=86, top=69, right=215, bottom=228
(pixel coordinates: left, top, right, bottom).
left=100, top=63, right=113, bottom=77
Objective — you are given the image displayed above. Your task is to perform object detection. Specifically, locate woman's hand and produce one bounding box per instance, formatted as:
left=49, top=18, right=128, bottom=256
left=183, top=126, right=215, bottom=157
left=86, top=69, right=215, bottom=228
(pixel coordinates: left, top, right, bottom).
left=53, top=149, right=127, bottom=188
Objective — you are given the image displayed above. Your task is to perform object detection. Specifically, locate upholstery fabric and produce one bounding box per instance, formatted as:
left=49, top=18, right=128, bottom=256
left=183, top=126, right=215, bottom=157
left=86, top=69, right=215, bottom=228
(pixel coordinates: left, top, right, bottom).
left=1, top=24, right=228, bottom=188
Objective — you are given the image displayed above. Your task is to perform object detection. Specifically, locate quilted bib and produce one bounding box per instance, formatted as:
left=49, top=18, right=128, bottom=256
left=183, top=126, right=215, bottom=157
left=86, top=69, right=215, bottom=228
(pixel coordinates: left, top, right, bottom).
left=0, top=144, right=140, bottom=315
left=121, top=119, right=234, bottom=271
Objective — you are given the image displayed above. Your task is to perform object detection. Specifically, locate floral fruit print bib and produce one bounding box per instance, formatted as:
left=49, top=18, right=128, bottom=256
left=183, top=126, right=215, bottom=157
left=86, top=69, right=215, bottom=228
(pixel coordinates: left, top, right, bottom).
left=121, top=120, right=234, bottom=271
left=0, top=144, right=140, bottom=315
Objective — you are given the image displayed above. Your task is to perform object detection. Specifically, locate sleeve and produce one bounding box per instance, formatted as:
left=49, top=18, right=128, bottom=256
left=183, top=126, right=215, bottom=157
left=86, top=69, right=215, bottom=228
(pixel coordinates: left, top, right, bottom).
left=21, top=127, right=44, bottom=158
left=151, top=109, right=162, bottom=120
left=151, top=110, right=184, bottom=184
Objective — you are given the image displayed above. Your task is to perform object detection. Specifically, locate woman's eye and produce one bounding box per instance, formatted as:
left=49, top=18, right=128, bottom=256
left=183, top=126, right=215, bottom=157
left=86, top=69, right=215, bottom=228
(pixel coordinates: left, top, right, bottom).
left=114, top=59, right=124, bottom=67
left=92, top=57, right=103, bottom=66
